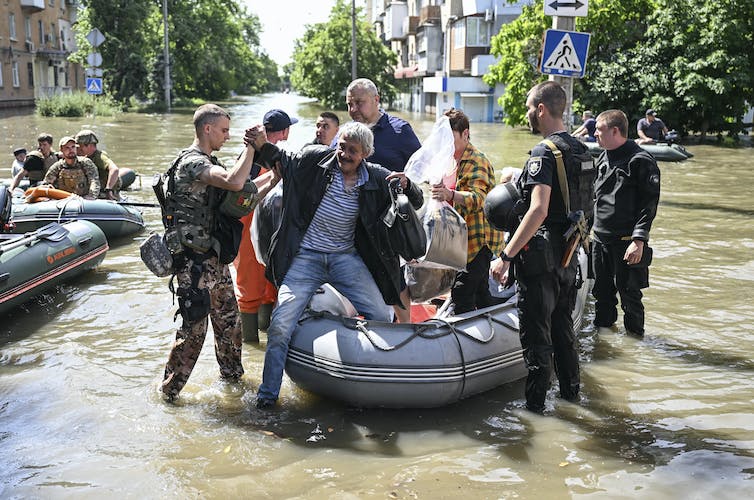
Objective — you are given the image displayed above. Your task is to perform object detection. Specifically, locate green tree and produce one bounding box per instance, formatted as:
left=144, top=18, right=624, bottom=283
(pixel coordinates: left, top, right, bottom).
left=290, top=0, right=397, bottom=109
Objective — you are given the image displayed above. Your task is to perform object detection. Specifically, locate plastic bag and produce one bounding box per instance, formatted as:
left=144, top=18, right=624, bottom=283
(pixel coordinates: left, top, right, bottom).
left=415, top=199, right=468, bottom=271
left=406, top=264, right=456, bottom=303
left=404, top=116, right=456, bottom=185
left=251, top=183, right=283, bottom=266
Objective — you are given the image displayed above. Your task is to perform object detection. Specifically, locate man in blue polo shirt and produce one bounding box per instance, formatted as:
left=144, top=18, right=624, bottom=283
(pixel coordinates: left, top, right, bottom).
left=345, top=78, right=422, bottom=322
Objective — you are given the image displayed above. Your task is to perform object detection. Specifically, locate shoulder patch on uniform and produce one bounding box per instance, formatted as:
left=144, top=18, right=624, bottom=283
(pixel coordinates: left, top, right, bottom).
left=649, top=173, right=660, bottom=185
left=528, top=157, right=543, bottom=177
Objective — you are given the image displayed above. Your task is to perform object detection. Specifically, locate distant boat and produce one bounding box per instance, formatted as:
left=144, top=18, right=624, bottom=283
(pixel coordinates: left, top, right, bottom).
left=585, top=141, right=694, bottom=162
left=10, top=197, right=145, bottom=241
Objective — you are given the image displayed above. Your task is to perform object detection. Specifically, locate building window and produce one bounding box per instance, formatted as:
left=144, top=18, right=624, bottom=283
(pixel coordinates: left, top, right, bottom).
left=38, top=20, right=44, bottom=45
left=12, top=61, right=20, bottom=88
left=9, top=13, right=17, bottom=40
left=25, top=17, right=32, bottom=41
left=465, top=17, right=491, bottom=47
left=453, top=20, right=464, bottom=49
left=27, top=62, right=34, bottom=87
left=0, top=63, right=4, bottom=87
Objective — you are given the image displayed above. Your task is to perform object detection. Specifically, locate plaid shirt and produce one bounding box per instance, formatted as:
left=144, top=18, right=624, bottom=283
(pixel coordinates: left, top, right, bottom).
left=453, top=143, right=504, bottom=262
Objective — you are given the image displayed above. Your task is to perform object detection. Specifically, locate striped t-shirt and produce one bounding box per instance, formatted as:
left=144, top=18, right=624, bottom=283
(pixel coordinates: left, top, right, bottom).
left=300, top=164, right=368, bottom=253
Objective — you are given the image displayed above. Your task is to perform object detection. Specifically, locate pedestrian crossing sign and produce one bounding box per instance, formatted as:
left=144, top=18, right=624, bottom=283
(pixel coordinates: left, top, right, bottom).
left=540, top=29, right=591, bottom=78
left=86, top=77, right=103, bottom=95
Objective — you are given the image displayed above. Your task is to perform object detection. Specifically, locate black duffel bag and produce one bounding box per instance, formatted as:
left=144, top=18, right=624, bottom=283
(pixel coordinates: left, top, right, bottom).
left=382, top=179, right=427, bottom=261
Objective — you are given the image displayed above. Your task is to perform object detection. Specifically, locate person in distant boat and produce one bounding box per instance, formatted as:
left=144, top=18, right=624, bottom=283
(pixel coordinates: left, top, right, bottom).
left=74, top=129, right=121, bottom=200
left=345, top=77, right=422, bottom=323
left=233, top=108, right=298, bottom=344
left=430, top=108, right=504, bottom=314
left=159, top=104, right=279, bottom=402
left=572, top=110, right=597, bottom=142
left=593, top=109, right=661, bottom=337
left=42, top=137, right=100, bottom=199
left=307, top=111, right=339, bottom=147
left=489, top=81, right=586, bottom=414
left=636, top=109, right=669, bottom=144
left=250, top=121, right=423, bottom=409
left=11, top=147, right=26, bottom=177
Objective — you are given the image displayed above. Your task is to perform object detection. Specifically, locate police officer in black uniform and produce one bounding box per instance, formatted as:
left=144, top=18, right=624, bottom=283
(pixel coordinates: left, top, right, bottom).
left=592, top=109, right=660, bottom=336
left=490, top=81, right=586, bottom=414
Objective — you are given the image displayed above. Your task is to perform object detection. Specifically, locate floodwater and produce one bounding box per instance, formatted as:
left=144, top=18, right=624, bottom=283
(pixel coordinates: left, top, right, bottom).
left=1, top=93, right=753, bottom=498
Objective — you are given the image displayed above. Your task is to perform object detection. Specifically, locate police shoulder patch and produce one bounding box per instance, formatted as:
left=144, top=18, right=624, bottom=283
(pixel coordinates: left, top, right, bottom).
left=528, top=157, right=543, bottom=177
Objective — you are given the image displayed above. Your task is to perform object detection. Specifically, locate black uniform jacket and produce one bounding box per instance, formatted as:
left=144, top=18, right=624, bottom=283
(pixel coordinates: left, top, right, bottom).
left=263, top=144, right=424, bottom=306
left=593, top=139, right=661, bottom=244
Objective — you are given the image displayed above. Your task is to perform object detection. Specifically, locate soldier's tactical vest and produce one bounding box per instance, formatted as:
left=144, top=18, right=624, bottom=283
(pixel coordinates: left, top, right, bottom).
left=58, top=164, right=89, bottom=195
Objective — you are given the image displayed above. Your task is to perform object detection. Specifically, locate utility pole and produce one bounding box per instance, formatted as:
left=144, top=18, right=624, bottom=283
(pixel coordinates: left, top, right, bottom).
left=351, top=0, right=357, bottom=80
left=163, top=0, right=171, bottom=111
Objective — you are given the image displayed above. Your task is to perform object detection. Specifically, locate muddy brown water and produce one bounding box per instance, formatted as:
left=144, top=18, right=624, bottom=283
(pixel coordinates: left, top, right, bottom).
left=1, top=93, right=753, bottom=498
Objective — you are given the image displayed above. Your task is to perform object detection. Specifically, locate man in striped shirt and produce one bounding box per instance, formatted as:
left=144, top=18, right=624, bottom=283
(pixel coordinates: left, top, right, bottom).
left=249, top=121, right=424, bottom=409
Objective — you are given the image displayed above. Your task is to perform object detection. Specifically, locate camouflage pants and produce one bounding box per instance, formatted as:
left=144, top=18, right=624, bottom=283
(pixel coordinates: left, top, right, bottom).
left=161, top=253, right=243, bottom=399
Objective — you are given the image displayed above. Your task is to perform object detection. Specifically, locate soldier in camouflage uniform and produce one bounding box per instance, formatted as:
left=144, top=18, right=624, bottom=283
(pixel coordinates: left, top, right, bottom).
left=160, top=104, right=279, bottom=401
left=43, top=136, right=100, bottom=199
left=74, top=129, right=122, bottom=200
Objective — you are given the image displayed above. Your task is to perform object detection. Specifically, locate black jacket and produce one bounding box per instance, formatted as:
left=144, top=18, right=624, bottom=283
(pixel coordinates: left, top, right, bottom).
left=263, top=144, right=424, bottom=306
left=593, top=139, right=661, bottom=244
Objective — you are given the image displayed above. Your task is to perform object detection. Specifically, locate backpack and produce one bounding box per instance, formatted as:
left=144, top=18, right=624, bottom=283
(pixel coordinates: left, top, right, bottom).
left=540, top=135, right=598, bottom=228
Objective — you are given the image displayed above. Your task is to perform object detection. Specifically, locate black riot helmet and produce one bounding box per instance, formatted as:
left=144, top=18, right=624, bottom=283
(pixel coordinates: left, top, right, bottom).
left=484, top=181, right=525, bottom=232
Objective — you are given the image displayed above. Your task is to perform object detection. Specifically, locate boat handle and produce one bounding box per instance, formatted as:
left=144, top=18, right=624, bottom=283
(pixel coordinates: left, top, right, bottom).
left=0, top=272, right=9, bottom=283
left=79, top=236, right=93, bottom=248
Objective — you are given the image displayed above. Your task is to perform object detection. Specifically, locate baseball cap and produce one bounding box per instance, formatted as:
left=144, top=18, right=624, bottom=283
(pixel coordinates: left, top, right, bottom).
left=75, top=129, right=99, bottom=144
left=263, top=109, right=298, bottom=132
left=645, top=109, right=656, bottom=116
left=59, top=136, right=76, bottom=148
left=13, top=147, right=26, bottom=156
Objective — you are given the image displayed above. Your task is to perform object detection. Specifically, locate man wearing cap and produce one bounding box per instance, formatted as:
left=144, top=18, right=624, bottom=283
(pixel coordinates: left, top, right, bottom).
left=11, top=148, right=27, bottom=177
left=636, top=109, right=669, bottom=145
left=43, top=137, right=100, bottom=199
left=75, top=129, right=121, bottom=200
left=232, top=109, right=298, bottom=343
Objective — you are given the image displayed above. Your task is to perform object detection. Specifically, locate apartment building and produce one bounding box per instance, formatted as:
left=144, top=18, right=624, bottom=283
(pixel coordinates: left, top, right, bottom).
left=0, top=0, right=84, bottom=109
left=367, top=0, right=527, bottom=122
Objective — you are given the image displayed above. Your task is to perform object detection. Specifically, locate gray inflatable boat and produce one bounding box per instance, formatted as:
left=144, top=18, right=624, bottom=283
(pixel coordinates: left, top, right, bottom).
left=285, top=250, right=591, bottom=408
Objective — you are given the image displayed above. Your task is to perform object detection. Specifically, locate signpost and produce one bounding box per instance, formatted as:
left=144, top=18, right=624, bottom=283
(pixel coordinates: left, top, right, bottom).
left=541, top=1, right=590, bottom=129
left=85, top=29, right=105, bottom=96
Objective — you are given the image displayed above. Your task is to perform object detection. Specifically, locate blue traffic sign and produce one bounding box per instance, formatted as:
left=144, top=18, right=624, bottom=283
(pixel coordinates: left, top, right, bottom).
left=540, top=29, right=591, bottom=78
left=86, top=77, right=103, bottom=95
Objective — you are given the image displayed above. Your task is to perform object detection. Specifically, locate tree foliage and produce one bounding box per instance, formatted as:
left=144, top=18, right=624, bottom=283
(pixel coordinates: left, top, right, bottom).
left=290, top=0, right=397, bottom=109
left=485, top=0, right=754, bottom=137
left=78, top=0, right=280, bottom=104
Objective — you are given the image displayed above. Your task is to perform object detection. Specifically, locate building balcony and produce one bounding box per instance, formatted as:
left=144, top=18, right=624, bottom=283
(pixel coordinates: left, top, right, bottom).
left=20, top=0, right=45, bottom=11
left=420, top=5, right=440, bottom=25
left=402, top=16, right=418, bottom=36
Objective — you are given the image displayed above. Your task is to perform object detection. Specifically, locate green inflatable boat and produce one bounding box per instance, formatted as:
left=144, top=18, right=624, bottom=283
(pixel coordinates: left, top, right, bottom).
left=585, top=141, right=694, bottom=162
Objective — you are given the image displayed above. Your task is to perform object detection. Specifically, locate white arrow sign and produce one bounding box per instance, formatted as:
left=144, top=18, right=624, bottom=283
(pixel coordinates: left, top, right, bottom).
left=86, top=28, right=105, bottom=47
left=544, top=0, right=588, bottom=17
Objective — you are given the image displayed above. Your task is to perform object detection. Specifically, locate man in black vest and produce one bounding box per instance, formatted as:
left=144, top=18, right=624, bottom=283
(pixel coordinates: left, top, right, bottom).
left=592, top=109, right=661, bottom=336
left=490, top=81, right=585, bottom=414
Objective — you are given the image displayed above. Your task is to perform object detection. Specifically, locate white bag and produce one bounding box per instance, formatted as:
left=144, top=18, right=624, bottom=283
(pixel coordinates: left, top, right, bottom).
left=404, top=116, right=456, bottom=185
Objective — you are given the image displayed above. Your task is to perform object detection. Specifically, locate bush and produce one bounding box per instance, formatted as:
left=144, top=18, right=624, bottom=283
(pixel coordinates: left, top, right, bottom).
left=36, top=91, right=122, bottom=117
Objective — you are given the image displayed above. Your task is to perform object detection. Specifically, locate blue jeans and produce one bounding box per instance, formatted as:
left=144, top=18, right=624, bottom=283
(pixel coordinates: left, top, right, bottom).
left=257, top=248, right=391, bottom=401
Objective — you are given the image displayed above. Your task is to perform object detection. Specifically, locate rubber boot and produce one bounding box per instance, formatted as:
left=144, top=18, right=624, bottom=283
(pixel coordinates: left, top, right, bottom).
left=258, top=303, right=273, bottom=332
left=241, top=312, right=259, bottom=343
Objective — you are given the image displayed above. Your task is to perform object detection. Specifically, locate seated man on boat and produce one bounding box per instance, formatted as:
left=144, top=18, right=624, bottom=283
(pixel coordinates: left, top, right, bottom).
left=42, top=137, right=100, bottom=200
left=572, top=110, right=597, bottom=142
left=74, top=130, right=121, bottom=201
left=636, top=109, right=669, bottom=145
left=249, top=121, right=424, bottom=409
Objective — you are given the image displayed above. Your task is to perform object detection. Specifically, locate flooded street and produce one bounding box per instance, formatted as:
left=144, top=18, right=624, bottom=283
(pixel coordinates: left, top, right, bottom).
left=1, top=93, right=753, bottom=498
